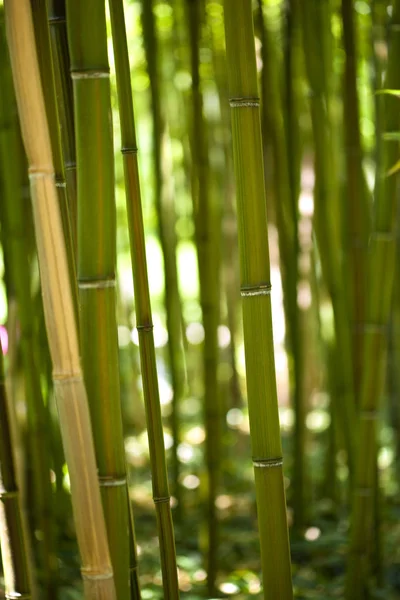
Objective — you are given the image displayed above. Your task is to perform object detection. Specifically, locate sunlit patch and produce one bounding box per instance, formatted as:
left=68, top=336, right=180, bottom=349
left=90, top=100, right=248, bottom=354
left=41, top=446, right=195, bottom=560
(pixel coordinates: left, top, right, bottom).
left=117, top=325, right=131, bottom=348
left=219, top=582, right=240, bottom=595
left=337, top=464, right=349, bottom=482
left=226, top=408, right=244, bottom=428
left=159, top=378, right=173, bottom=405
left=182, top=474, right=200, bottom=489
left=297, top=281, right=312, bottom=310
left=181, top=396, right=201, bottom=416
left=193, top=568, right=207, bottom=582
left=215, top=494, right=233, bottom=510
left=174, top=70, right=192, bottom=91
left=299, top=190, right=314, bottom=216
left=185, top=426, right=205, bottom=445
left=50, top=470, right=56, bottom=485
left=177, top=443, right=194, bottom=463
left=0, top=325, right=8, bottom=354
left=164, top=432, right=173, bottom=450
left=170, top=496, right=178, bottom=509
left=301, top=166, right=315, bottom=191
left=305, top=526, right=321, bottom=542
left=178, top=568, right=191, bottom=591
left=279, top=407, right=294, bottom=431
left=186, top=322, right=205, bottom=344
left=248, top=576, right=261, bottom=594
left=217, top=324, right=231, bottom=348
left=306, top=410, right=330, bottom=433
left=131, top=328, right=139, bottom=346
left=378, top=447, right=393, bottom=470
left=153, top=324, right=168, bottom=348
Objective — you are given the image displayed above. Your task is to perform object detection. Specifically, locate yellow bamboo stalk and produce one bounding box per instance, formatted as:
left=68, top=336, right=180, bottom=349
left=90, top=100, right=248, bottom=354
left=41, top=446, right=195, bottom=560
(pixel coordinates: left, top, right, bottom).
left=4, top=1, right=116, bottom=598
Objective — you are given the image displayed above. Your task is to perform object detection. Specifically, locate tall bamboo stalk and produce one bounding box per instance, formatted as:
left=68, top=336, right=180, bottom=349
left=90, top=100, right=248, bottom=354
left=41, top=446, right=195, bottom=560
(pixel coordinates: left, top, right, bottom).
left=108, top=1, right=180, bottom=597
left=4, top=1, right=117, bottom=597
left=47, top=0, right=77, bottom=250
left=341, top=0, right=371, bottom=399
left=301, top=0, right=356, bottom=474
left=346, top=2, right=400, bottom=597
left=65, top=2, right=132, bottom=598
left=186, top=0, right=221, bottom=592
left=257, top=0, right=305, bottom=529
left=0, top=14, right=57, bottom=595
left=223, top=1, right=293, bottom=597
left=140, top=0, right=186, bottom=512
left=0, top=339, right=32, bottom=600
left=31, top=0, right=77, bottom=310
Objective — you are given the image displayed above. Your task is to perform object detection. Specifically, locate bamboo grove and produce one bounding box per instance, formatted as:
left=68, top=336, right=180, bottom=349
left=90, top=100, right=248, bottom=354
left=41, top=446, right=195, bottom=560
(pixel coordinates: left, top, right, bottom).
left=1, top=0, right=400, bottom=598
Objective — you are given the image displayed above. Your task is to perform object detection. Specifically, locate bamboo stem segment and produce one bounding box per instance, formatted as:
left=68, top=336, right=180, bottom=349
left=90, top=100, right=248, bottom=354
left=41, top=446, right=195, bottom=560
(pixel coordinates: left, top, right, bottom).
left=3, top=2, right=116, bottom=598
left=223, top=1, right=293, bottom=598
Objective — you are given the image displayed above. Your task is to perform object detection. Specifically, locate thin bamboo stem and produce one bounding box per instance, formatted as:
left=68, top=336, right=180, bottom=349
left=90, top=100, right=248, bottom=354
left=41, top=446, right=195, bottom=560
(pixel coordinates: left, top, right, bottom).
left=4, top=1, right=117, bottom=597
left=65, top=2, right=132, bottom=598
left=223, top=1, right=293, bottom=597
left=108, top=0, right=180, bottom=597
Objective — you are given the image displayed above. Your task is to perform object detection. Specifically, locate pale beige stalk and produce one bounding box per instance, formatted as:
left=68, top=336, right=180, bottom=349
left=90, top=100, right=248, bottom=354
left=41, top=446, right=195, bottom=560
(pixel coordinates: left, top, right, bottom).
left=4, top=1, right=116, bottom=598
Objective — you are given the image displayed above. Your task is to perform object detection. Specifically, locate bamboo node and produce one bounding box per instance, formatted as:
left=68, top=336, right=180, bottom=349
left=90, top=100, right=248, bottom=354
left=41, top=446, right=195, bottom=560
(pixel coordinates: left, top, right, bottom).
left=98, top=476, right=127, bottom=488
left=78, top=277, right=116, bottom=290
left=65, top=161, right=76, bottom=172
left=136, top=323, right=154, bottom=332
left=352, top=323, right=387, bottom=334
left=48, top=15, right=66, bottom=25
left=81, top=569, right=114, bottom=581
left=53, top=372, right=82, bottom=383
left=0, top=490, right=18, bottom=500
left=370, top=231, right=396, bottom=242
left=121, top=146, right=138, bottom=155
left=28, top=168, right=54, bottom=179
left=241, top=283, right=272, bottom=298
left=229, top=97, right=260, bottom=108
left=252, top=457, right=283, bottom=468
left=55, top=179, right=66, bottom=189
left=71, top=69, right=110, bottom=80
left=153, top=496, right=171, bottom=505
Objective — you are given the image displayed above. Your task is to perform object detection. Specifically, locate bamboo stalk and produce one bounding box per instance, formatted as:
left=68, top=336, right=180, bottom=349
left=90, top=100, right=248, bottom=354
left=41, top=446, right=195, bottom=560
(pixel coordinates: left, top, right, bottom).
left=3, top=2, right=117, bottom=598
left=0, top=340, right=32, bottom=600
left=346, top=2, right=400, bottom=596
left=301, top=0, right=356, bottom=474
left=223, top=1, right=293, bottom=597
left=257, top=0, right=305, bottom=529
left=140, top=0, right=186, bottom=513
left=47, top=0, right=77, bottom=250
left=186, top=0, right=221, bottom=592
left=65, top=2, right=132, bottom=598
left=108, top=0, right=180, bottom=597
left=0, top=15, right=58, bottom=594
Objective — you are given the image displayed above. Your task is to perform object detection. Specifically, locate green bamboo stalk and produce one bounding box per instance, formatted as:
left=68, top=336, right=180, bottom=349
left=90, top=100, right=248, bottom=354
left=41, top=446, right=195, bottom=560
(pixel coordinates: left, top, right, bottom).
left=47, top=0, right=77, bottom=250
left=341, top=0, right=371, bottom=399
left=4, top=1, right=117, bottom=597
left=0, top=340, right=32, bottom=600
left=346, top=2, right=400, bottom=596
left=108, top=0, right=180, bottom=597
left=140, top=0, right=186, bottom=513
left=65, top=3, right=132, bottom=599
left=301, top=0, right=356, bottom=474
left=31, top=0, right=77, bottom=313
left=0, top=15, right=58, bottom=595
left=257, top=0, right=305, bottom=529
left=186, top=0, right=221, bottom=592
left=223, top=1, right=293, bottom=597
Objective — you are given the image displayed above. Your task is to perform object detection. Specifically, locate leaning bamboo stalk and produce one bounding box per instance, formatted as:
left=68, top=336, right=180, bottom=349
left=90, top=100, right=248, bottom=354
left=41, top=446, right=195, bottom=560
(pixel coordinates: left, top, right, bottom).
left=65, top=2, right=132, bottom=598
left=0, top=15, right=57, bottom=594
left=0, top=341, right=32, bottom=600
left=140, top=0, right=186, bottom=513
left=3, top=2, right=116, bottom=598
left=346, top=2, right=400, bottom=596
left=108, top=0, right=180, bottom=597
left=223, top=1, right=293, bottom=597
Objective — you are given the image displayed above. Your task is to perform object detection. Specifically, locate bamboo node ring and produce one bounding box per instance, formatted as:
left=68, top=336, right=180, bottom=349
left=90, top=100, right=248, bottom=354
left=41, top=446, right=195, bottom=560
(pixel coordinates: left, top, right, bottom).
left=121, top=146, right=138, bottom=155
left=53, top=373, right=83, bottom=383
left=370, top=231, right=396, bottom=242
left=81, top=570, right=114, bottom=581
left=55, top=180, right=67, bottom=188
left=252, top=457, right=283, bottom=468
left=71, top=69, right=110, bottom=80
left=98, top=476, right=127, bottom=488
left=229, top=97, right=260, bottom=108
left=78, top=278, right=116, bottom=289
left=136, top=323, right=154, bottom=332
left=0, top=490, right=18, bottom=500
left=241, top=283, right=272, bottom=298
left=153, top=496, right=171, bottom=504
left=48, top=16, right=66, bottom=25
left=360, top=410, right=378, bottom=420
